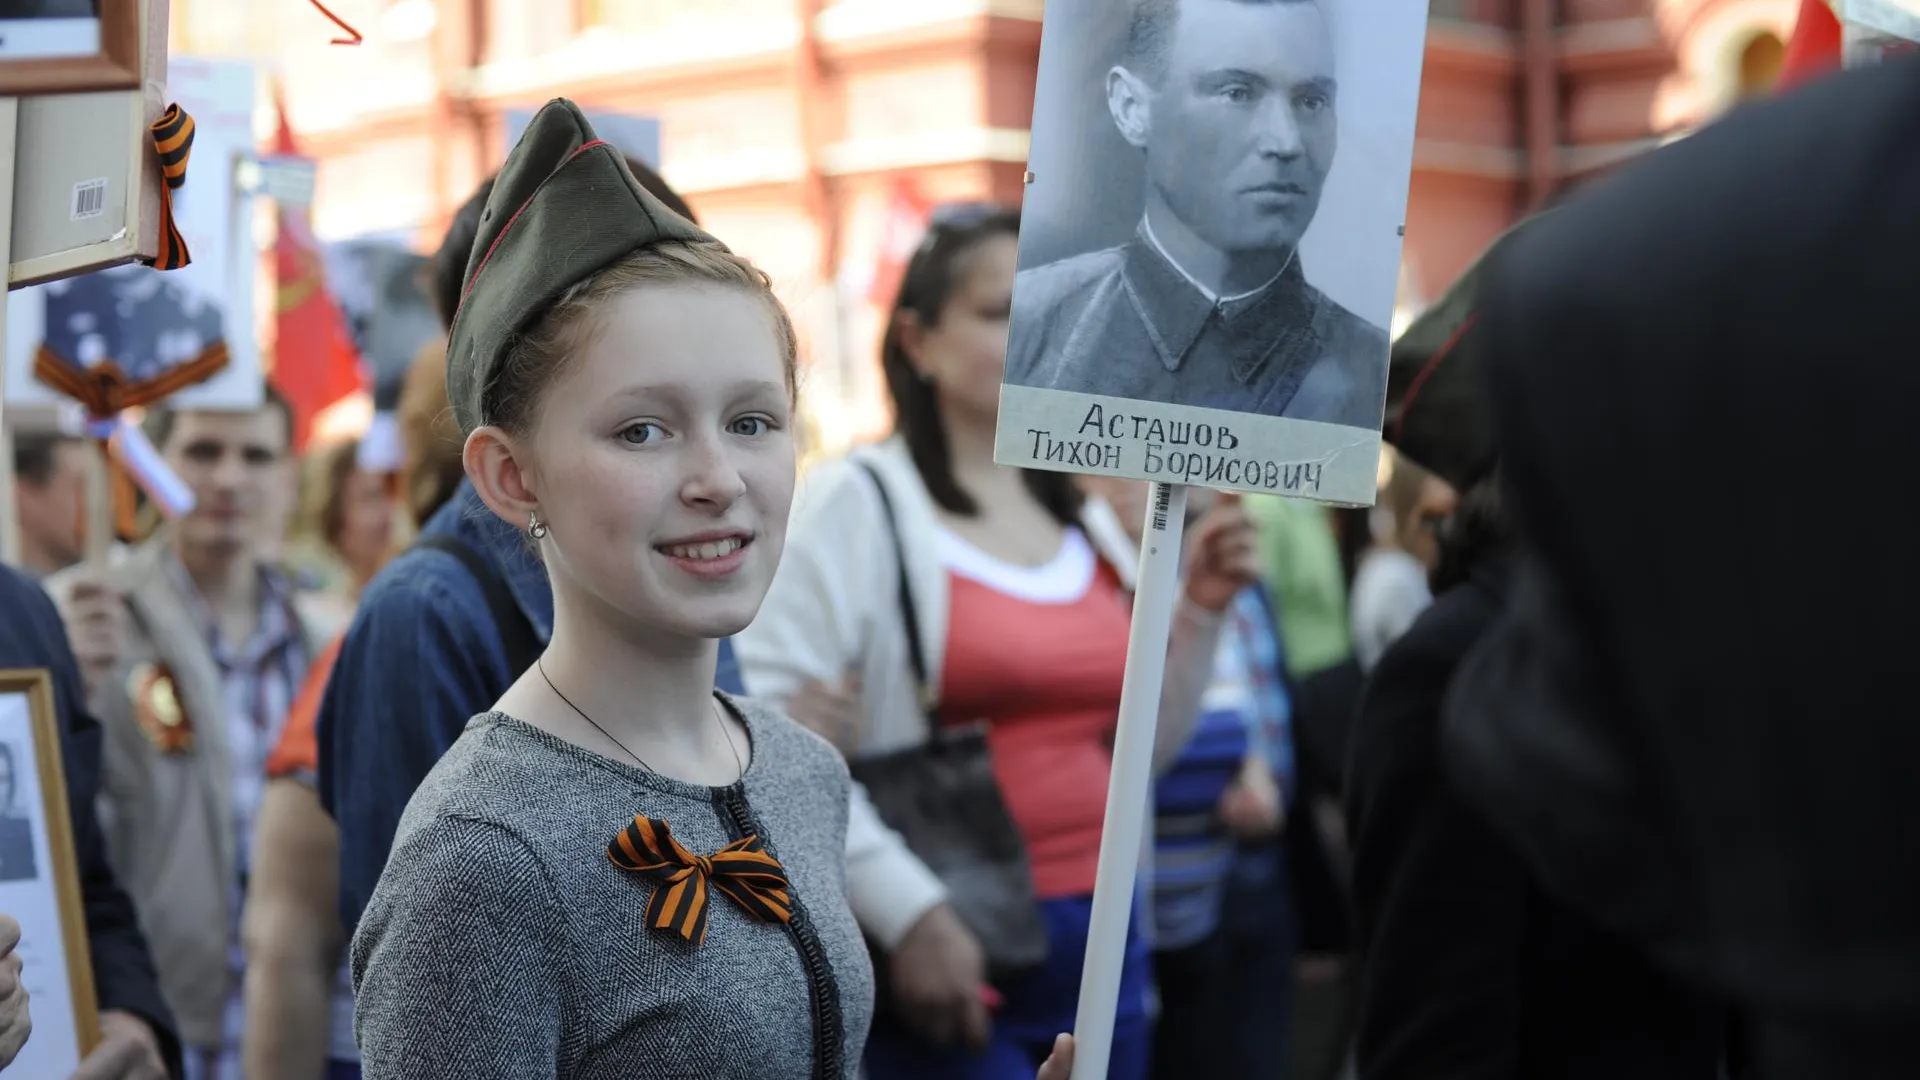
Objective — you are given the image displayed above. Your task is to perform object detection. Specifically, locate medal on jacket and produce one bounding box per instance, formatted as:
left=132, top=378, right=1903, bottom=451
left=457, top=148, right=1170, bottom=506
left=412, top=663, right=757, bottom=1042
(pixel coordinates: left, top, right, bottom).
left=128, top=661, right=192, bottom=753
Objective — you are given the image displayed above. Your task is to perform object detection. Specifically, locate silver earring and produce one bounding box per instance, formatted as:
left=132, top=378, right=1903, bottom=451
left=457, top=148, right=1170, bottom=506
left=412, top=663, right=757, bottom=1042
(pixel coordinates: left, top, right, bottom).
left=527, top=510, right=548, bottom=539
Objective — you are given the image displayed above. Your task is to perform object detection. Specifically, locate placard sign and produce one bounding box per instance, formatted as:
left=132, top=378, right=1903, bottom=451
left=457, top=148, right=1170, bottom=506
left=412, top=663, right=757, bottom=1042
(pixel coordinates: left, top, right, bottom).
left=3, top=56, right=261, bottom=413
left=7, top=0, right=169, bottom=288
left=993, top=0, right=1428, bottom=507
left=0, top=669, right=99, bottom=1077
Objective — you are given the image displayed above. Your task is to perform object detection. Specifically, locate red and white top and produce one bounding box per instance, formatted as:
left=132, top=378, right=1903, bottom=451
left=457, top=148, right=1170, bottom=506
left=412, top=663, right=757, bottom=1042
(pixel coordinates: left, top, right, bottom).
left=936, top=526, right=1132, bottom=899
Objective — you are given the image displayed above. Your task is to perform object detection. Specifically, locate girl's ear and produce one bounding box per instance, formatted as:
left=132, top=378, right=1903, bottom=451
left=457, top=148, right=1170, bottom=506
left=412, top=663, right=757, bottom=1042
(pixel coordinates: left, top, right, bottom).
left=462, top=426, right=541, bottom=530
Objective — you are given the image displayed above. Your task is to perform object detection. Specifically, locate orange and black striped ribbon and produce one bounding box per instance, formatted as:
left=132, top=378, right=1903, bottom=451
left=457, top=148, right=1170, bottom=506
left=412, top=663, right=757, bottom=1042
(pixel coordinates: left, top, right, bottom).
left=32, top=343, right=230, bottom=416
left=609, top=816, right=794, bottom=947
left=147, top=104, right=196, bottom=271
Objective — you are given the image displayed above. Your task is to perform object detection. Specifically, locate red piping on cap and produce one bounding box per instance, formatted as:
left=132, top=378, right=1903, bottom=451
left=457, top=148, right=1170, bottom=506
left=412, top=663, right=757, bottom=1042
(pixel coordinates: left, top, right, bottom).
left=1391, top=310, right=1478, bottom=443
left=459, top=138, right=613, bottom=305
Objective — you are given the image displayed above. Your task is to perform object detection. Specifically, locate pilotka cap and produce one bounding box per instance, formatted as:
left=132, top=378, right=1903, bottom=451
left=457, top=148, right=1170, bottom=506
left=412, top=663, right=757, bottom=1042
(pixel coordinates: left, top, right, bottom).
left=446, top=97, right=716, bottom=435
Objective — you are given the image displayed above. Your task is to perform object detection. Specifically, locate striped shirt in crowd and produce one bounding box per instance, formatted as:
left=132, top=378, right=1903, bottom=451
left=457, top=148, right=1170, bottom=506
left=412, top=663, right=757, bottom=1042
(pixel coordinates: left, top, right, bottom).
left=1150, top=586, right=1293, bottom=950
left=167, top=557, right=308, bottom=1080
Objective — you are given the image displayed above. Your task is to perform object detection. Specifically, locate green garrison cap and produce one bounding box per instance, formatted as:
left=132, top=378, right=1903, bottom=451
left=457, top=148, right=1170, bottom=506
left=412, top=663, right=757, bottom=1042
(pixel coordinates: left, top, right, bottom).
left=446, top=98, right=714, bottom=435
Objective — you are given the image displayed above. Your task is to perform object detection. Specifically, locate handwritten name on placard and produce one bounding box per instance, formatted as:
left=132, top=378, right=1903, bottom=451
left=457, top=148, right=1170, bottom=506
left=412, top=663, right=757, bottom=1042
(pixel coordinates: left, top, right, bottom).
left=307, top=0, right=364, bottom=45
left=1025, top=402, right=1326, bottom=497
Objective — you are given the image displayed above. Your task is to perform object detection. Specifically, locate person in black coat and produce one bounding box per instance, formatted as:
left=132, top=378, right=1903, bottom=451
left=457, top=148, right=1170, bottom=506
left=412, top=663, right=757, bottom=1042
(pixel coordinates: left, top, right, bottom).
left=0, top=562, right=179, bottom=1078
left=1441, top=54, right=1920, bottom=1080
left=1345, top=475, right=1728, bottom=1079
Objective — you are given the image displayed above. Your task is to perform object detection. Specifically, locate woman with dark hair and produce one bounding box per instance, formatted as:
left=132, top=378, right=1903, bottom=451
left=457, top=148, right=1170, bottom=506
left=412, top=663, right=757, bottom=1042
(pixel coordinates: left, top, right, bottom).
left=734, top=206, right=1259, bottom=1079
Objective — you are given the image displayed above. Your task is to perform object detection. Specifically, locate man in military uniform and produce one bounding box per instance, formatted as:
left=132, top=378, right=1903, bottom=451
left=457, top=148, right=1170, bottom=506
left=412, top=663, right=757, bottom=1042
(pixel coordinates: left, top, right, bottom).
left=1005, top=0, right=1388, bottom=428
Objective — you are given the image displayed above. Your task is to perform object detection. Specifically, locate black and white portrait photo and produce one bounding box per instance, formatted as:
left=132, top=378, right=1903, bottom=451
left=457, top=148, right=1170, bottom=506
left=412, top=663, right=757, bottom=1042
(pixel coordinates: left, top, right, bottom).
left=995, top=0, right=1425, bottom=504
left=0, top=741, right=38, bottom=883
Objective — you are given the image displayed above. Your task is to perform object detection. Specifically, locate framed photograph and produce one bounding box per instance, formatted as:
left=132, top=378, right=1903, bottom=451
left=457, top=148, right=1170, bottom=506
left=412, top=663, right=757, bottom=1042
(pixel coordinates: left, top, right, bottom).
left=993, top=0, right=1428, bottom=506
left=7, top=0, right=169, bottom=288
left=0, top=0, right=141, bottom=96
left=0, top=668, right=99, bottom=1077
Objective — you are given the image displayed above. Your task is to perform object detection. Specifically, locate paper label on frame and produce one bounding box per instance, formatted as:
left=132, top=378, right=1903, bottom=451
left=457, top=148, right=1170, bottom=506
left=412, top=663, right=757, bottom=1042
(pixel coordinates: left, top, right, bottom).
left=69, top=177, right=107, bottom=221
left=996, top=383, right=1382, bottom=506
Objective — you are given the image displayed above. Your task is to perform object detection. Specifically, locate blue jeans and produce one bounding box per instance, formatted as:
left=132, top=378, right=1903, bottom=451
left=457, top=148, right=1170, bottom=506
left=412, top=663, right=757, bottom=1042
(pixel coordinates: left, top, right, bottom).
left=866, top=893, right=1154, bottom=1080
left=327, top=1061, right=361, bottom=1080
left=1219, top=845, right=1297, bottom=1078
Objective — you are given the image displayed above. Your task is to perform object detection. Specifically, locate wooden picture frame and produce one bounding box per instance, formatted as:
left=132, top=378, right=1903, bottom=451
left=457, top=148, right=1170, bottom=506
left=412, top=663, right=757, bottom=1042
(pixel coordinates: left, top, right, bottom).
left=0, top=0, right=141, bottom=96
left=7, top=0, right=167, bottom=287
left=0, top=668, right=100, bottom=1075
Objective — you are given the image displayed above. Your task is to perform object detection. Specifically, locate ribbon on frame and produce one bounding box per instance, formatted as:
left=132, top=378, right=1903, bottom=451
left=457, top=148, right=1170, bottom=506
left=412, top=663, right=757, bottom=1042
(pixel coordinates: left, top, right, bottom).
left=609, top=816, right=794, bottom=947
left=146, top=104, right=196, bottom=271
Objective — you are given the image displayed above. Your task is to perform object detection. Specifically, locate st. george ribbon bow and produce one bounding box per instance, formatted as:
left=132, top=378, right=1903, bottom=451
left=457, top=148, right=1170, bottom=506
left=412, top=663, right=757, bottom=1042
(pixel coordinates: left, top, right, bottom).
left=609, top=816, right=793, bottom=947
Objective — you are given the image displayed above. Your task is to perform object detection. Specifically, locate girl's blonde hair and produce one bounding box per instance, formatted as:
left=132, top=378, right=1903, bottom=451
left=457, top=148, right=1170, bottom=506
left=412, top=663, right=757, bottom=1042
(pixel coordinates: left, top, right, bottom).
left=481, top=241, right=798, bottom=435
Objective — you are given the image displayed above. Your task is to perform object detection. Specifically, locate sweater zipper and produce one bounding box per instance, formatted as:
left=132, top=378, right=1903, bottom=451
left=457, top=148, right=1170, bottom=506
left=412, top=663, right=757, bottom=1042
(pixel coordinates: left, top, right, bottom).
left=717, top=786, right=844, bottom=1080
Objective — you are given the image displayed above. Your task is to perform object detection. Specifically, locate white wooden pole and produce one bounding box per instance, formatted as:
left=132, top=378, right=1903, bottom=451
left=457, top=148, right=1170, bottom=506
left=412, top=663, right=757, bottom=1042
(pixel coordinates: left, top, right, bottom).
left=0, top=96, right=21, bottom=568
left=1070, top=479, right=1188, bottom=1080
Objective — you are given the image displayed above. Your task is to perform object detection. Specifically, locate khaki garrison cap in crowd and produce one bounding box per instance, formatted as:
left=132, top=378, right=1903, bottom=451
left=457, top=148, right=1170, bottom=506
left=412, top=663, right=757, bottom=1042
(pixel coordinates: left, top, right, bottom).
left=446, top=97, right=717, bottom=436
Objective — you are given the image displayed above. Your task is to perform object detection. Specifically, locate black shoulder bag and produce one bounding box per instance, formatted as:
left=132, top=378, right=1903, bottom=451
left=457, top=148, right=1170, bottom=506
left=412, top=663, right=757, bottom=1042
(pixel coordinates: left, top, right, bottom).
left=848, top=462, right=1048, bottom=979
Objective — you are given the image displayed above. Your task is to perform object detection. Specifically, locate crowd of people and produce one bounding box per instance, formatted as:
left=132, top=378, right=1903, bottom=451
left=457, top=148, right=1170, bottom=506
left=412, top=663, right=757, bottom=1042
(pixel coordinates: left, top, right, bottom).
left=0, top=48, right=1914, bottom=1080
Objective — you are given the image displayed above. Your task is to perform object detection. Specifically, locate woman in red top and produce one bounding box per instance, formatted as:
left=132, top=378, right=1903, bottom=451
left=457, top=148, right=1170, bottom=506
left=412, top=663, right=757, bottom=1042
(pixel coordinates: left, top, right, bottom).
left=735, top=206, right=1257, bottom=1079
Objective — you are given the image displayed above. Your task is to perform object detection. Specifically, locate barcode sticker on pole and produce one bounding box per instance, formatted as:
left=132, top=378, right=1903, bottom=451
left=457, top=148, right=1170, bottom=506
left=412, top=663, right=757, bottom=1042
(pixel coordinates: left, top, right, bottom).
left=70, top=178, right=108, bottom=220
left=1150, top=483, right=1172, bottom=533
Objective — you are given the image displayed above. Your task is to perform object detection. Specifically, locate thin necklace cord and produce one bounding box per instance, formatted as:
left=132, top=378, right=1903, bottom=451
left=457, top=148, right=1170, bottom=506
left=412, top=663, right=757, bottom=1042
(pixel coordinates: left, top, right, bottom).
left=536, top=658, right=743, bottom=781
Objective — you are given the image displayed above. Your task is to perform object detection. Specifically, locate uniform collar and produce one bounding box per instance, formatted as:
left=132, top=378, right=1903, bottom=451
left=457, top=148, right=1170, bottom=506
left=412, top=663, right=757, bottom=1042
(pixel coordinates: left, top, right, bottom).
left=1122, top=223, right=1317, bottom=377
left=1139, top=215, right=1295, bottom=306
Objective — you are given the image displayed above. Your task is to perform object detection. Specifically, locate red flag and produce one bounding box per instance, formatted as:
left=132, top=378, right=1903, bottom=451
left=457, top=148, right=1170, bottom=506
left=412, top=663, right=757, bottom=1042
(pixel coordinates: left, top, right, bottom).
left=866, top=178, right=935, bottom=307
left=1779, top=0, right=1844, bottom=89
left=269, top=86, right=365, bottom=452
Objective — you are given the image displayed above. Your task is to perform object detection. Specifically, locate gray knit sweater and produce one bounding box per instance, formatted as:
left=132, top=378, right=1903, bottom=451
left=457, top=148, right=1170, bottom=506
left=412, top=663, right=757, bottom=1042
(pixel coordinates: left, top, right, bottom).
left=350, top=693, right=875, bottom=1079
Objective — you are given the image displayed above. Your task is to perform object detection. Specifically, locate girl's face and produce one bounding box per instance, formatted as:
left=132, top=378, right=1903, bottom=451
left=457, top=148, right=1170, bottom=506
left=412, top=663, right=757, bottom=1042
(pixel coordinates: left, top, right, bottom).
left=520, top=283, right=796, bottom=643
left=902, top=234, right=1019, bottom=423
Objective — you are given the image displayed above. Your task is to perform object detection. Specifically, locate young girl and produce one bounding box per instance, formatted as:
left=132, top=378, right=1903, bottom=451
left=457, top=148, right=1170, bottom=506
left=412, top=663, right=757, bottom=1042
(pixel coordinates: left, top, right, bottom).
left=346, top=100, right=1097, bottom=1080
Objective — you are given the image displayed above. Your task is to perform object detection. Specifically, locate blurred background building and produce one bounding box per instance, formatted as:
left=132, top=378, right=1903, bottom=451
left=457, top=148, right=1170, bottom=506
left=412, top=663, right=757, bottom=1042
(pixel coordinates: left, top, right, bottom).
left=172, top=0, right=1793, bottom=453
